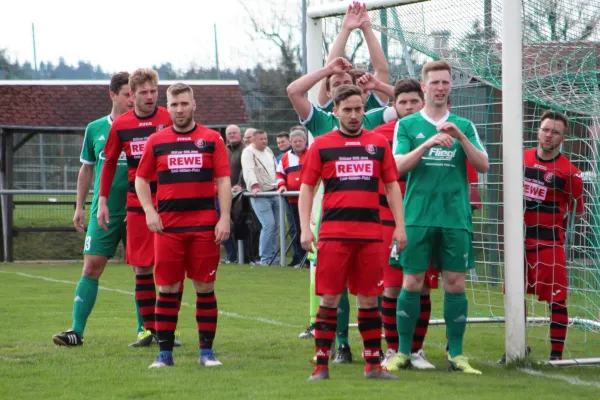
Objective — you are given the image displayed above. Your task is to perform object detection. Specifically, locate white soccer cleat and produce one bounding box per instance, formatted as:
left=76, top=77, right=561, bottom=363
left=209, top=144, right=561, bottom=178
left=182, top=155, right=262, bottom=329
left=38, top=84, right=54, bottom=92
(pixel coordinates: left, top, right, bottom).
left=198, top=350, right=223, bottom=367
left=381, top=349, right=397, bottom=368
left=411, top=349, right=436, bottom=369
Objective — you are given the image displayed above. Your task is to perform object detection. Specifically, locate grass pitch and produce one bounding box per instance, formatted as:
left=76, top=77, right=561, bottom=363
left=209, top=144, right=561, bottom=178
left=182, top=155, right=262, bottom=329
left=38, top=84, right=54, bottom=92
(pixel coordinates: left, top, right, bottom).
left=1, top=263, right=599, bottom=400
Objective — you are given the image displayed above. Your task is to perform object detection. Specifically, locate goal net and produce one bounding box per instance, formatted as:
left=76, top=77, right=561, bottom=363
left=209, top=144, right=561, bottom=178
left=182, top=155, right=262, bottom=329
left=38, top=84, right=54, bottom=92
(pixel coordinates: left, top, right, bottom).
left=314, top=0, right=600, bottom=362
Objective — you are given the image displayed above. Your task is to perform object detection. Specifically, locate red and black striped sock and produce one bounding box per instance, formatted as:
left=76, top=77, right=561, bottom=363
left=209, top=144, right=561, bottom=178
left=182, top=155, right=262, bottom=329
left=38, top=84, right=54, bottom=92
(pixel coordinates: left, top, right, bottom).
left=314, top=306, right=337, bottom=369
left=358, top=307, right=383, bottom=371
left=135, top=273, right=156, bottom=333
left=381, top=296, right=399, bottom=352
left=177, top=282, right=184, bottom=312
left=550, top=301, right=568, bottom=359
left=411, top=294, right=432, bottom=353
left=155, top=292, right=179, bottom=351
left=196, top=291, right=218, bottom=350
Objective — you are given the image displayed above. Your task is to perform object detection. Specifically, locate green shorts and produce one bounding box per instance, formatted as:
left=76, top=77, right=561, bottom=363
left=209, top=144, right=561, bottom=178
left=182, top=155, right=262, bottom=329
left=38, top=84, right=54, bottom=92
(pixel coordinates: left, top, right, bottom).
left=399, top=226, right=474, bottom=275
left=83, top=215, right=127, bottom=258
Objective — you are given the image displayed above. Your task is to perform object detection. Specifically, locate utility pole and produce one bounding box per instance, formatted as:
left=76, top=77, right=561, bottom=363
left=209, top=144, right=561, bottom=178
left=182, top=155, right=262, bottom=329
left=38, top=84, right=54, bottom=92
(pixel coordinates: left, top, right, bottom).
left=32, top=23, right=38, bottom=78
left=214, top=23, right=220, bottom=79
left=301, top=0, right=308, bottom=74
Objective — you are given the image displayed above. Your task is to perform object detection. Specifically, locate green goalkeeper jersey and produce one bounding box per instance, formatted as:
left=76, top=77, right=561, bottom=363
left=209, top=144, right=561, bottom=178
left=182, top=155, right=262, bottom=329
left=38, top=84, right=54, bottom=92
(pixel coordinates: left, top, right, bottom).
left=394, top=110, right=486, bottom=232
left=80, top=116, right=128, bottom=217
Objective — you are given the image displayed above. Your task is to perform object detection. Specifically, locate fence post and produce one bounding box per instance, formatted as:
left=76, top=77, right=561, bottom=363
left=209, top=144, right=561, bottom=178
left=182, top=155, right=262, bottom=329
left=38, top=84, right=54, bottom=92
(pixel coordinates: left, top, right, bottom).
left=278, top=194, right=287, bottom=267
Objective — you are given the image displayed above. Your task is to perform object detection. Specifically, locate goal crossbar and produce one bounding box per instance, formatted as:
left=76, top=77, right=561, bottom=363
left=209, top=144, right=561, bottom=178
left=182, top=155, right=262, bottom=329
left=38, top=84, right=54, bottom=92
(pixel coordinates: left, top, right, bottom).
left=307, top=0, right=429, bottom=19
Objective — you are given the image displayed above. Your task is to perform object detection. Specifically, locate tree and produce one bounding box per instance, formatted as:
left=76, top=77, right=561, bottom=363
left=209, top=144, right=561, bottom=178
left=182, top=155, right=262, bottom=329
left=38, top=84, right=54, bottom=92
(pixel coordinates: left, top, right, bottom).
left=524, top=0, right=600, bottom=43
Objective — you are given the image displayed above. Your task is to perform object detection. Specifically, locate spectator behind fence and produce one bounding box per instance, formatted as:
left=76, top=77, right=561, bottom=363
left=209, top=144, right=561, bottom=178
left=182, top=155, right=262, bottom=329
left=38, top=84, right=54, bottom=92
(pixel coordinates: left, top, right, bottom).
left=241, top=129, right=280, bottom=266
left=277, top=129, right=308, bottom=267
left=243, top=127, right=256, bottom=148
left=222, top=124, right=245, bottom=263
left=275, top=131, right=291, bottom=162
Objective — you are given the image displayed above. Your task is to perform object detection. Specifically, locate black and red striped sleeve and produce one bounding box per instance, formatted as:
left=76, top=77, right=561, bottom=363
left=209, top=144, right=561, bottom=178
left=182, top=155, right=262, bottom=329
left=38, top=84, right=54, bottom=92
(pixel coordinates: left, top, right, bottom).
left=99, top=122, right=122, bottom=197
left=301, top=141, right=322, bottom=186
left=137, top=135, right=157, bottom=181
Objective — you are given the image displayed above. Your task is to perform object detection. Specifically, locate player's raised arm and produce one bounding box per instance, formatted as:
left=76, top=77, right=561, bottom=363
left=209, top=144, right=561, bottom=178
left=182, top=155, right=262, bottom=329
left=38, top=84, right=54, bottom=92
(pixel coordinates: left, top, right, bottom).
left=358, top=2, right=390, bottom=104
left=438, top=122, right=489, bottom=173
left=356, top=72, right=394, bottom=102
left=97, top=123, right=121, bottom=230
left=287, top=57, right=352, bottom=121
left=317, top=1, right=363, bottom=107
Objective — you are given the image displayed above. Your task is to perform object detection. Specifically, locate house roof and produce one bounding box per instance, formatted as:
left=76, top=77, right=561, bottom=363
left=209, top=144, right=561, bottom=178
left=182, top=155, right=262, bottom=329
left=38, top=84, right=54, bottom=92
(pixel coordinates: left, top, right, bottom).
left=0, top=80, right=248, bottom=132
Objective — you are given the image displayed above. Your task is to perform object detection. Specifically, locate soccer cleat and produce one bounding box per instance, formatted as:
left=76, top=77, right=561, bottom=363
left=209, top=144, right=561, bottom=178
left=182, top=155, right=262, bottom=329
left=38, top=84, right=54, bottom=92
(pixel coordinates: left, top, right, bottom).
left=381, top=349, right=397, bottom=368
left=52, top=330, right=83, bottom=347
left=364, top=367, right=400, bottom=380
left=385, top=352, right=411, bottom=371
left=411, top=349, right=436, bottom=369
left=447, top=355, right=482, bottom=375
left=333, top=343, right=353, bottom=364
left=129, top=329, right=156, bottom=348
left=299, top=323, right=315, bottom=339
left=148, top=352, right=174, bottom=369
left=198, top=350, right=223, bottom=367
left=174, top=330, right=182, bottom=347
left=308, top=367, right=330, bottom=381
left=498, top=345, right=531, bottom=364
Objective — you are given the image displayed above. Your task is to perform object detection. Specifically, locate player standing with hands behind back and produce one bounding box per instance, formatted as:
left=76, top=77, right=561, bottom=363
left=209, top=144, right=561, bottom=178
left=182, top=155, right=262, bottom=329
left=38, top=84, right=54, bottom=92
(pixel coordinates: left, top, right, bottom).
left=386, top=61, right=488, bottom=374
left=136, top=83, right=231, bottom=368
left=299, top=85, right=407, bottom=381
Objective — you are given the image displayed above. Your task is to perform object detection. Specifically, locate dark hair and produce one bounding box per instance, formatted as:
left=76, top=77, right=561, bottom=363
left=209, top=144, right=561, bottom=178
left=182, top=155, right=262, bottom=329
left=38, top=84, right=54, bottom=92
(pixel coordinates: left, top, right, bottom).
left=333, top=85, right=363, bottom=107
left=540, top=110, right=569, bottom=131
left=325, top=68, right=357, bottom=91
left=276, top=131, right=290, bottom=139
left=109, top=72, right=130, bottom=94
left=393, top=79, right=423, bottom=100
left=253, top=129, right=267, bottom=137
left=289, top=125, right=307, bottom=134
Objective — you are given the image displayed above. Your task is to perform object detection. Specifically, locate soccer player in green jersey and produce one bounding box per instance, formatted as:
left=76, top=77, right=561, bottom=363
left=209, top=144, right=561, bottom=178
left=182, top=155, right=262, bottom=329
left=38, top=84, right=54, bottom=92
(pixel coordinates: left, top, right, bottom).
left=53, top=72, right=134, bottom=347
left=386, top=61, right=489, bottom=374
left=288, top=57, right=396, bottom=361
left=316, top=1, right=389, bottom=113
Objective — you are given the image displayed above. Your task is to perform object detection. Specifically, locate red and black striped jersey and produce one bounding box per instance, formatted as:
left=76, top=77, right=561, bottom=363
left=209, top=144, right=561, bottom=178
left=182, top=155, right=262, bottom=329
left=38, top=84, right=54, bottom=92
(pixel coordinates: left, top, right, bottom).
left=372, top=120, right=481, bottom=227
left=136, top=124, right=230, bottom=234
left=276, top=150, right=308, bottom=204
left=302, top=129, right=398, bottom=242
left=100, top=107, right=172, bottom=212
left=523, top=148, right=583, bottom=246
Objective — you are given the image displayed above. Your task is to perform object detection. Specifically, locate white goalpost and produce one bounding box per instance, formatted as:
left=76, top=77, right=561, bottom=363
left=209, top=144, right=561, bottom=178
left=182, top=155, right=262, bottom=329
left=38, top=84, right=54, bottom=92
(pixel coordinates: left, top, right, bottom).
left=306, top=0, right=600, bottom=367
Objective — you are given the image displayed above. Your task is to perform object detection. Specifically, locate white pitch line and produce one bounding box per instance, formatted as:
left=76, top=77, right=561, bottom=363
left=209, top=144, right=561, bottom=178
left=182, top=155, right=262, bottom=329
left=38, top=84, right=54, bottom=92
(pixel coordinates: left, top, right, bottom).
left=0, top=270, right=297, bottom=328
left=519, top=368, right=600, bottom=389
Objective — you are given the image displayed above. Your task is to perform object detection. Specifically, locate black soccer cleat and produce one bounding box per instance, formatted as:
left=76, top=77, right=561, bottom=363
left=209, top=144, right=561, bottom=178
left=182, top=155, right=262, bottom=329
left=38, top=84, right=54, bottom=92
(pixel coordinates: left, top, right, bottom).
left=129, top=330, right=157, bottom=348
left=333, top=343, right=353, bottom=364
left=53, top=330, right=83, bottom=347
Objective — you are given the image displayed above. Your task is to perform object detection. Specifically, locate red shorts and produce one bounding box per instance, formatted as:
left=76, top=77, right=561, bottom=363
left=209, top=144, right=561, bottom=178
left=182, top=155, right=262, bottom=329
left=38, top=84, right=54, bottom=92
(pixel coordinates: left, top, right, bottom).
left=381, top=225, right=439, bottom=289
left=316, top=240, right=383, bottom=296
left=154, top=232, right=220, bottom=286
left=525, top=245, right=567, bottom=303
left=125, top=211, right=154, bottom=267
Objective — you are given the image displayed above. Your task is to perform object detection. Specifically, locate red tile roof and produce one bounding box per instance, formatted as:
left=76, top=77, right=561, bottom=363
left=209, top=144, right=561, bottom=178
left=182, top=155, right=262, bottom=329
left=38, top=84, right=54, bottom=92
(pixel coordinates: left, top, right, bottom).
left=0, top=80, right=248, bottom=130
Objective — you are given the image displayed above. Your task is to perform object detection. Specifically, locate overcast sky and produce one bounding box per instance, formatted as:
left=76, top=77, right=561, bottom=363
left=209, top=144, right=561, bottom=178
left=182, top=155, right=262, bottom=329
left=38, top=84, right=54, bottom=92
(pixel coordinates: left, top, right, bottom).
left=1, top=0, right=308, bottom=73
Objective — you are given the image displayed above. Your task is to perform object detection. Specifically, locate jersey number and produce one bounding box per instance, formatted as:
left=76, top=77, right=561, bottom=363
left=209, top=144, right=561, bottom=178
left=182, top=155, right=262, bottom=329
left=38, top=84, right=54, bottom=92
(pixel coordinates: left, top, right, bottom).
left=84, top=236, right=92, bottom=251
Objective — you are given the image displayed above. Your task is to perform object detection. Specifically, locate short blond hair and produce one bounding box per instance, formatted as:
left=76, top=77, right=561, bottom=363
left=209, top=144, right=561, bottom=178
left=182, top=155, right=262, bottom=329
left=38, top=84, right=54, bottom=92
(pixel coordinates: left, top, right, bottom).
left=129, top=68, right=159, bottom=93
left=166, top=82, right=194, bottom=99
left=421, top=61, right=452, bottom=82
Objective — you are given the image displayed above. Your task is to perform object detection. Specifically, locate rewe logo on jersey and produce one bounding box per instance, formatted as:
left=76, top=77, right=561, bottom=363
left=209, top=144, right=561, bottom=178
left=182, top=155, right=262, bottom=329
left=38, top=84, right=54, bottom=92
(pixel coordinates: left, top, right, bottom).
left=130, top=140, right=147, bottom=156
left=423, top=147, right=456, bottom=161
left=524, top=180, right=547, bottom=201
left=335, top=160, right=373, bottom=177
left=168, top=154, right=203, bottom=169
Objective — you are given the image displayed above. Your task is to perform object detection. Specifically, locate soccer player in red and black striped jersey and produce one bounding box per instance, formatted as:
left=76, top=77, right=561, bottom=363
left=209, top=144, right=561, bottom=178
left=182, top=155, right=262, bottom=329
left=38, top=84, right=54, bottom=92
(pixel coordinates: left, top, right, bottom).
left=135, top=83, right=231, bottom=369
left=503, top=110, right=583, bottom=362
left=299, top=85, right=406, bottom=381
left=98, top=68, right=173, bottom=347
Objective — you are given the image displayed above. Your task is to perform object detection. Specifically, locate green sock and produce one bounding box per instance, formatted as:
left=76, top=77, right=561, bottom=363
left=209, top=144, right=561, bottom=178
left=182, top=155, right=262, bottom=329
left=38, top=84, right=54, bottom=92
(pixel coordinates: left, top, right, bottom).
left=336, top=290, right=350, bottom=346
left=135, top=292, right=144, bottom=334
left=309, top=279, right=319, bottom=324
left=444, top=292, right=468, bottom=358
left=397, top=289, right=421, bottom=355
left=71, top=276, right=99, bottom=337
